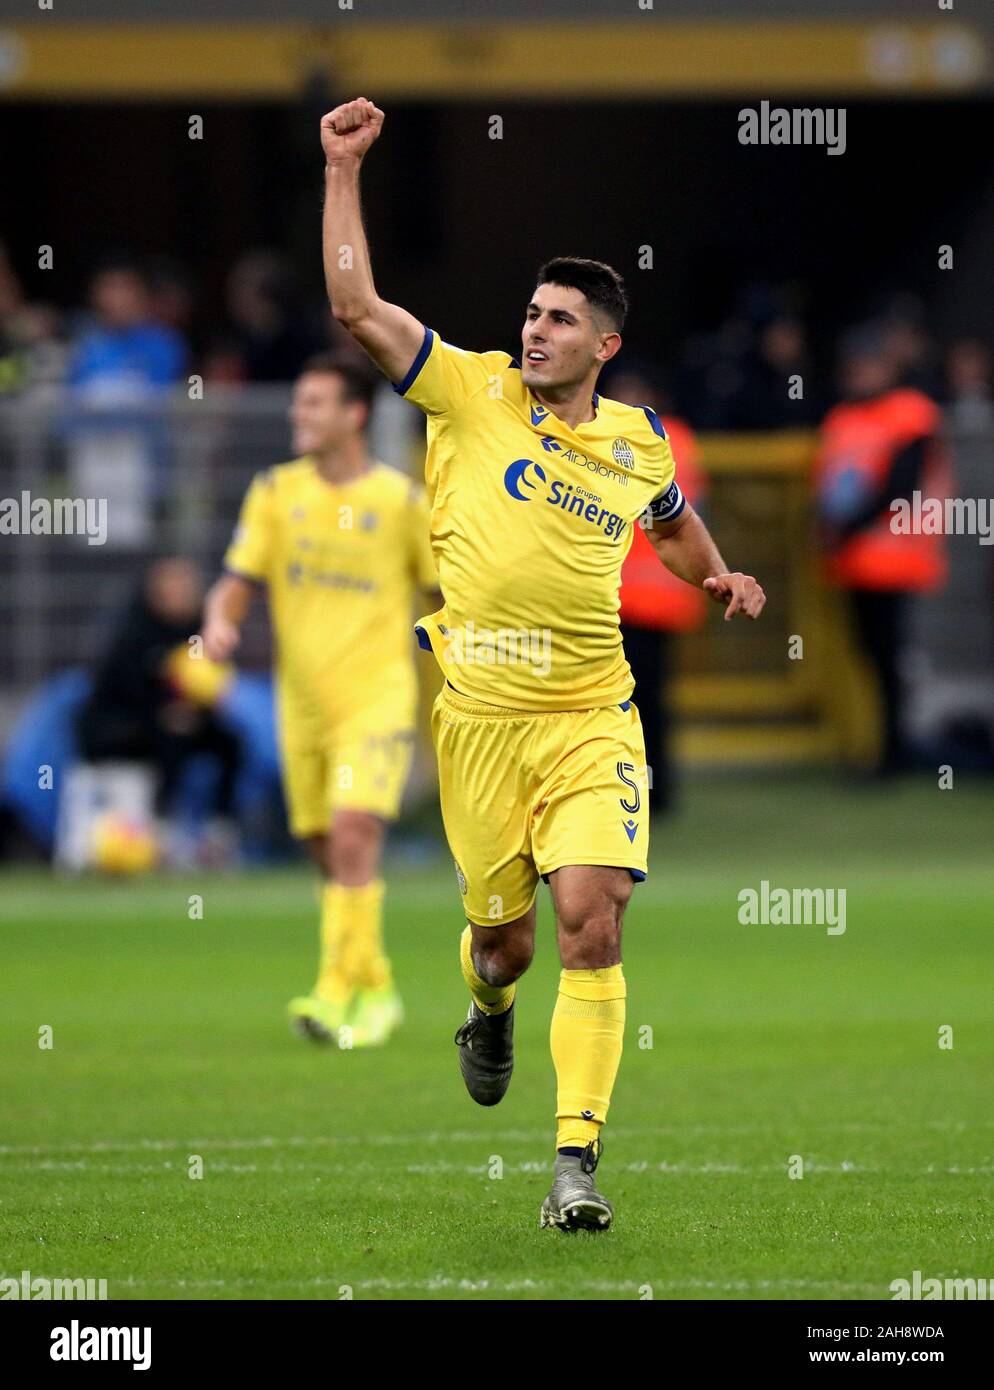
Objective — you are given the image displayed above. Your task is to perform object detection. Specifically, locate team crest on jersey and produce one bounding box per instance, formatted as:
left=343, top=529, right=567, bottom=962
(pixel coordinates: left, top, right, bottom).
left=454, top=861, right=468, bottom=895
left=360, top=511, right=378, bottom=531
left=612, top=438, right=636, bottom=470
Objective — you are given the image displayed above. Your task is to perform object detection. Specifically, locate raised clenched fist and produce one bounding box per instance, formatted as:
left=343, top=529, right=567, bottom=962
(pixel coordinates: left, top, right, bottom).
left=321, top=99, right=385, bottom=166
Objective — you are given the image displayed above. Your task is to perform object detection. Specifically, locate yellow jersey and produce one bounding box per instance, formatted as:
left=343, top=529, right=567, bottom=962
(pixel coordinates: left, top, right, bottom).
left=396, top=328, right=685, bottom=711
left=224, top=457, right=437, bottom=742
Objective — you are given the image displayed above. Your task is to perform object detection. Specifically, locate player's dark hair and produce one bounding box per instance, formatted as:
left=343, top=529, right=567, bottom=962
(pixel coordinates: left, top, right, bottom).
left=536, top=257, right=628, bottom=331
left=300, top=352, right=378, bottom=416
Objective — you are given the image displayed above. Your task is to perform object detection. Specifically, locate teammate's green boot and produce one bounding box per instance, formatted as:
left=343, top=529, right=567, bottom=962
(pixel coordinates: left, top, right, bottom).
left=288, top=994, right=350, bottom=1045
left=345, top=985, right=404, bottom=1048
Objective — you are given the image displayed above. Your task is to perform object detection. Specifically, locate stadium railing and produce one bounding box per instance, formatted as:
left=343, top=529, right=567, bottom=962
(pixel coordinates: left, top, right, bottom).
left=1, top=393, right=989, bottom=770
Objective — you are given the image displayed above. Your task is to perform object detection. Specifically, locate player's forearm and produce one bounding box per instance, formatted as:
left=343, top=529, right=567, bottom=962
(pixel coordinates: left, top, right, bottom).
left=204, top=573, right=253, bottom=629
left=647, top=507, right=727, bottom=588
left=323, top=160, right=378, bottom=325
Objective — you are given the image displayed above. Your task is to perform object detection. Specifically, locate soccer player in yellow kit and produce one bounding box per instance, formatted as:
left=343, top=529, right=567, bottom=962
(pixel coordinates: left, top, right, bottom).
left=202, top=353, right=439, bottom=1048
left=321, top=99, right=766, bottom=1228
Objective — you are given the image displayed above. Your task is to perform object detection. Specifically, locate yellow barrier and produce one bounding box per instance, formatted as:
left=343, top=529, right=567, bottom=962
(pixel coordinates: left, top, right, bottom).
left=671, top=431, right=881, bottom=768
left=0, top=22, right=986, bottom=99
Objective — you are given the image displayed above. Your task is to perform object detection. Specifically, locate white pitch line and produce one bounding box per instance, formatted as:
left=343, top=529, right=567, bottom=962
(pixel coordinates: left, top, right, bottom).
left=4, top=1157, right=992, bottom=1177
left=109, top=1273, right=886, bottom=1296
left=0, top=1131, right=543, bottom=1157
left=0, top=1118, right=984, bottom=1159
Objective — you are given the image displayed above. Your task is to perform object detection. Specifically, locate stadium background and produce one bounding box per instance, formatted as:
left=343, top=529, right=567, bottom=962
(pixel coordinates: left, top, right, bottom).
left=1, top=0, right=992, bottom=1302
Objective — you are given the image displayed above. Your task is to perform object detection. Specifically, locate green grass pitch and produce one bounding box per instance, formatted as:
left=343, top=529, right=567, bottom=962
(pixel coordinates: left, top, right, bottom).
left=2, top=775, right=992, bottom=1301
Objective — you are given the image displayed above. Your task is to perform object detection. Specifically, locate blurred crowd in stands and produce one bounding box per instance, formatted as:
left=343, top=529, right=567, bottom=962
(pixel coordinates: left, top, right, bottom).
left=0, top=242, right=358, bottom=403
left=1, top=240, right=991, bottom=867
left=1, top=241, right=992, bottom=431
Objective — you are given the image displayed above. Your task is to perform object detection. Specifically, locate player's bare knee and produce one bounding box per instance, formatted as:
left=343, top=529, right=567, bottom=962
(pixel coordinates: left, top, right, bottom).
left=475, top=945, right=528, bottom=988
left=307, top=834, right=332, bottom=878
left=558, top=911, right=622, bottom=970
left=471, top=912, right=534, bottom=985
left=330, top=810, right=384, bottom=883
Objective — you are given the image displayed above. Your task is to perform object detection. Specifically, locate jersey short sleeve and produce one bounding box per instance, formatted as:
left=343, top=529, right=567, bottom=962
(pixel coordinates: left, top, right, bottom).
left=224, top=469, right=276, bottom=583
left=393, top=327, right=508, bottom=416
left=641, top=411, right=685, bottom=524
left=406, top=482, right=439, bottom=591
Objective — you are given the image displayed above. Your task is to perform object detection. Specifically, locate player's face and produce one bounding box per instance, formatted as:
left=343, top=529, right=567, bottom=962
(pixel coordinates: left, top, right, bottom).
left=290, top=372, right=363, bottom=455
left=521, top=284, right=612, bottom=392
left=92, top=271, right=148, bottom=328
left=841, top=353, right=896, bottom=401
left=145, top=557, right=202, bottom=624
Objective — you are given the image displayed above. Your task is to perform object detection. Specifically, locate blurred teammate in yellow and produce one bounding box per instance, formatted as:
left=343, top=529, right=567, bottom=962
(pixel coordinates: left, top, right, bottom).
left=202, top=353, right=439, bottom=1047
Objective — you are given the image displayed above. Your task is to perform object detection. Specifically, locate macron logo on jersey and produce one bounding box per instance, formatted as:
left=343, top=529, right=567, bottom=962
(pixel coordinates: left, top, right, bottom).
left=530, top=403, right=549, bottom=426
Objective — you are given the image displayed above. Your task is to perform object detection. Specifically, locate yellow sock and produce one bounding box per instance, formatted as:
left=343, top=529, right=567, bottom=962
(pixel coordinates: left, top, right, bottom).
left=317, top=880, right=391, bottom=1002
left=550, top=965, right=626, bottom=1150
left=460, top=925, right=515, bottom=1015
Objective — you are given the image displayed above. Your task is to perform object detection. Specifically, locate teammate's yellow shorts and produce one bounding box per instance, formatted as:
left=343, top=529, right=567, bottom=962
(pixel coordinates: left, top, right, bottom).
left=431, top=683, right=649, bottom=926
left=281, top=714, right=414, bottom=838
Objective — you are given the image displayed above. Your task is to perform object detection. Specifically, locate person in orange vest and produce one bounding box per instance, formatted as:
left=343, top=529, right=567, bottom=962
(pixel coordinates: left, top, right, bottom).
left=609, top=367, right=707, bottom=813
left=816, top=325, right=948, bottom=774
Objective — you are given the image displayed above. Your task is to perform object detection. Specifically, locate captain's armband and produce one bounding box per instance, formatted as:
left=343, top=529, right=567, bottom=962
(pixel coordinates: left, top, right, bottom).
left=647, top=480, right=686, bottom=525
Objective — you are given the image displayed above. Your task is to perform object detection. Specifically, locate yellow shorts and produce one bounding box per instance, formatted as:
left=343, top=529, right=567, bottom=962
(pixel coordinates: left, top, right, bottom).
left=281, top=715, right=414, bottom=838
left=431, top=684, right=649, bottom=926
